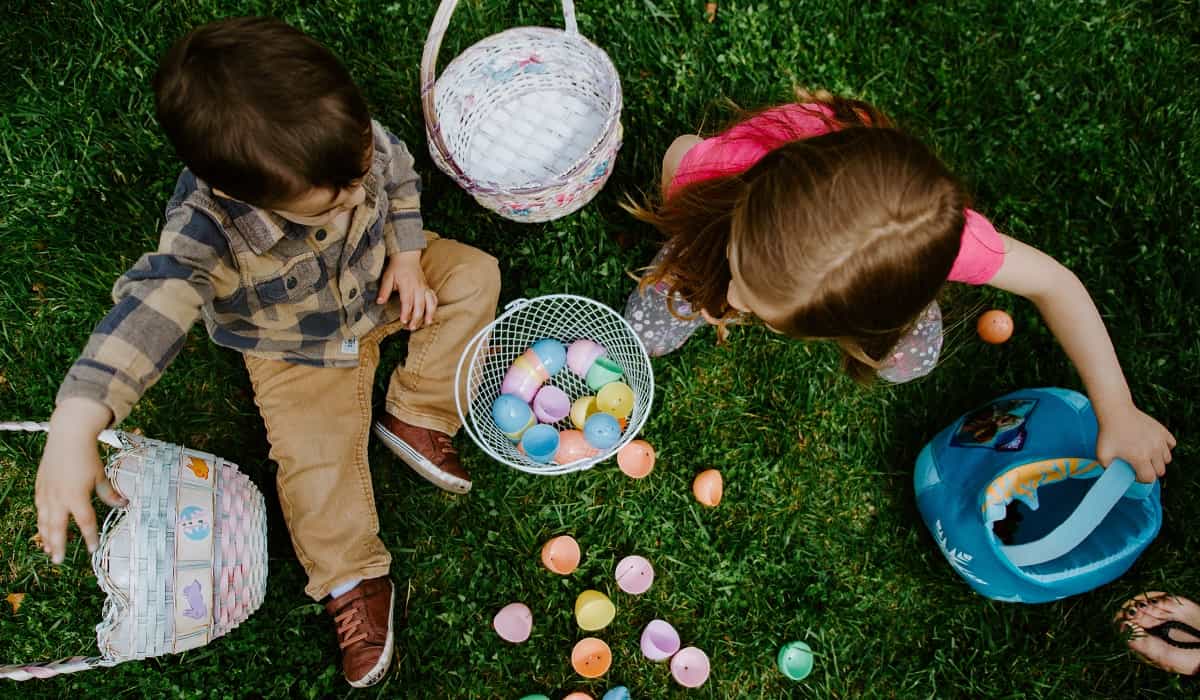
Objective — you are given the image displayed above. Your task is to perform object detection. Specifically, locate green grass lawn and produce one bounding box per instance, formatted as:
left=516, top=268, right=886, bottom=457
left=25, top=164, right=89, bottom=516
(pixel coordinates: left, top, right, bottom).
left=2, top=0, right=1199, bottom=697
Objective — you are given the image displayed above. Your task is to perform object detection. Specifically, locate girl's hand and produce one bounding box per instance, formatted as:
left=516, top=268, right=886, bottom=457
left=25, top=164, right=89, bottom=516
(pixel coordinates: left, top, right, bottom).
left=35, top=398, right=126, bottom=564
left=1096, top=403, right=1177, bottom=483
left=376, top=250, right=437, bottom=330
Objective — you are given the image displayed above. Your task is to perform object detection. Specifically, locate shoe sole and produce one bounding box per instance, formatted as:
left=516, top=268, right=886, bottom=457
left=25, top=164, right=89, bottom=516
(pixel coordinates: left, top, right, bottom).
left=372, top=422, right=472, bottom=494
left=348, top=584, right=396, bottom=688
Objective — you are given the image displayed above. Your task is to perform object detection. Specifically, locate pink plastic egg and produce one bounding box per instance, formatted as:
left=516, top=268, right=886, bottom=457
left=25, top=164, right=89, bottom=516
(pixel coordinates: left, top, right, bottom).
left=567, top=339, right=606, bottom=377
left=532, top=385, right=571, bottom=424
left=492, top=602, right=533, bottom=643
left=615, top=555, right=655, bottom=594
left=556, top=430, right=599, bottom=464
left=671, top=646, right=710, bottom=687
left=693, top=469, right=723, bottom=507
left=617, top=440, right=655, bottom=479
left=541, top=535, right=581, bottom=575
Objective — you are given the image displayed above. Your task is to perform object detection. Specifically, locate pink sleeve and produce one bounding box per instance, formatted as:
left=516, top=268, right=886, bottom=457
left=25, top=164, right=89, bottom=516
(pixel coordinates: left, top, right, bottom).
left=670, top=104, right=837, bottom=195
left=947, top=209, right=1006, bottom=285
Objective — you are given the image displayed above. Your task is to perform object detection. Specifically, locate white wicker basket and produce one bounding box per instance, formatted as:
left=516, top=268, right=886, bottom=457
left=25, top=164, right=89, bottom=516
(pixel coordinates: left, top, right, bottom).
left=0, top=424, right=268, bottom=680
left=455, top=295, right=654, bottom=475
left=421, top=0, right=623, bottom=222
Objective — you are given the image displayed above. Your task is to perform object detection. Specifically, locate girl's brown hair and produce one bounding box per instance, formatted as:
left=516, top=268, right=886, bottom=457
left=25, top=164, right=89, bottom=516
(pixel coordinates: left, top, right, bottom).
left=626, top=90, right=967, bottom=382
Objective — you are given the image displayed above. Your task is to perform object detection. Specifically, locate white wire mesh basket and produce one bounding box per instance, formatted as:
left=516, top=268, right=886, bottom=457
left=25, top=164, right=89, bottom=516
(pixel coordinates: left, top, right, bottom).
left=420, top=0, right=623, bottom=222
left=456, top=295, right=654, bottom=474
left=0, top=424, right=268, bottom=681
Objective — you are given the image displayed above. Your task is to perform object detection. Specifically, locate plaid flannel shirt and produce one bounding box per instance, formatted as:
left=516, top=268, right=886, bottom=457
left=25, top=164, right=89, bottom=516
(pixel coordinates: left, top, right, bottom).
left=57, top=121, right=426, bottom=424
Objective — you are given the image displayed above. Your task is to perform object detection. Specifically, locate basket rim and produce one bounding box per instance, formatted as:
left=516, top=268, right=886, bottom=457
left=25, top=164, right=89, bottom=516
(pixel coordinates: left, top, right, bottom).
left=454, top=294, right=654, bottom=475
left=429, top=26, right=623, bottom=196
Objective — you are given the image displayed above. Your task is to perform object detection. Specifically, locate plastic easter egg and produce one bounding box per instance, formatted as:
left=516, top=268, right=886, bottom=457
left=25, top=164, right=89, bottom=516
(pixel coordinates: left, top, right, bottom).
left=532, top=385, right=572, bottom=424
left=519, top=696, right=552, bottom=700
left=615, top=555, right=654, bottom=594
left=977, top=309, right=1014, bottom=344
left=574, top=590, right=616, bottom=631
left=571, top=396, right=598, bottom=430
left=556, top=430, right=599, bottom=464
left=492, top=394, right=535, bottom=441
left=602, top=687, right=630, bottom=700
left=501, top=362, right=545, bottom=403
left=520, top=424, right=560, bottom=463
left=616, top=440, right=655, bottom=479
left=583, top=413, right=622, bottom=451
left=586, top=356, right=625, bottom=391
left=567, top=339, right=606, bottom=377
left=571, top=637, right=612, bottom=678
left=541, top=535, right=580, bottom=575
left=530, top=338, right=567, bottom=376
left=640, top=619, right=681, bottom=661
left=563, top=693, right=593, bottom=700
left=693, top=469, right=723, bottom=507
left=777, top=640, right=815, bottom=681
left=671, top=647, right=710, bottom=688
left=596, top=381, right=635, bottom=420
left=492, top=602, right=533, bottom=643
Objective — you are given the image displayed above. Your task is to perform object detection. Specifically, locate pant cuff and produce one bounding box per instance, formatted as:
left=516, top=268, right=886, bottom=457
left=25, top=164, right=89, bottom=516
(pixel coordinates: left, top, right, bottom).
left=385, top=399, right=461, bottom=436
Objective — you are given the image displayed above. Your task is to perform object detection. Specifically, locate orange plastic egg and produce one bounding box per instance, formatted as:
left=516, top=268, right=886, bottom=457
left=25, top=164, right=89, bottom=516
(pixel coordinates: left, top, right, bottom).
left=617, top=440, right=655, bottom=479
left=571, top=637, right=613, bottom=678
left=693, top=469, right=723, bottom=507
left=540, top=535, right=581, bottom=575
left=556, top=430, right=599, bottom=464
left=977, top=309, right=1014, bottom=344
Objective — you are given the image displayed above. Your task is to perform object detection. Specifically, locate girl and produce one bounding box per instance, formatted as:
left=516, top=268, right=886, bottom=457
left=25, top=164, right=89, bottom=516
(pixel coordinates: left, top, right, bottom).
left=624, top=89, right=1175, bottom=482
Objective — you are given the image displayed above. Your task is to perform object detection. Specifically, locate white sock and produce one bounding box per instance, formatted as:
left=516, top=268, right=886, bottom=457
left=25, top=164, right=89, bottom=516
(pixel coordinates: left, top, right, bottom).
left=330, top=578, right=362, bottom=599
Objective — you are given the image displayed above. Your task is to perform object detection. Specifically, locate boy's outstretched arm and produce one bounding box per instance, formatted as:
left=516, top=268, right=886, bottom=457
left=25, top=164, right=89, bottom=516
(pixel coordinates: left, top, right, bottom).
left=38, top=199, right=222, bottom=563
left=987, top=234, right=1176, bottom=482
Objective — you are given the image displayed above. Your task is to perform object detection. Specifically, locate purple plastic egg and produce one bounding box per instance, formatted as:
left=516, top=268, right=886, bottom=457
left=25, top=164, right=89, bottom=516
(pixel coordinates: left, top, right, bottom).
left=640, top=619, right=681, bottom=661
left=615, top=555, right=655, bottom=595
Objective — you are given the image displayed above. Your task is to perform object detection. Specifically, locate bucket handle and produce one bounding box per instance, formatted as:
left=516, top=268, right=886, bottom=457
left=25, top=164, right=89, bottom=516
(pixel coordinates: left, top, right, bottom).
left=1001, top=459, right=1154, bottom=568
left=420, top=0, right=580, bottom=186
left=0, top=422, right=125, bottom=679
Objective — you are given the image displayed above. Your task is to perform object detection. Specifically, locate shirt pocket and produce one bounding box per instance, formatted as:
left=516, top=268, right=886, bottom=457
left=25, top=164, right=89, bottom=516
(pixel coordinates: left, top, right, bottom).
left=251, top=253, right=323, bottom=307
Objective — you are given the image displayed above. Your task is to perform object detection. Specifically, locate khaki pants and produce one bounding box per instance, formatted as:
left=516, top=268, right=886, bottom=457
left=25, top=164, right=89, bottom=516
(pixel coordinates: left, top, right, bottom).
left=244, top=234, right=500, bottom=599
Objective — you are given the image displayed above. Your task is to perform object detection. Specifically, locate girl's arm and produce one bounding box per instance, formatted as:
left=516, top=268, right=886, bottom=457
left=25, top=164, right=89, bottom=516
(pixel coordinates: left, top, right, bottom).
left=987, top=234, right=1176, bottom=482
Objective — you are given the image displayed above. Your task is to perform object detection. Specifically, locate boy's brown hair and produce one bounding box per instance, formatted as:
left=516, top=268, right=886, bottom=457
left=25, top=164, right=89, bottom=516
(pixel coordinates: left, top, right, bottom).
left=153, top=17, right=372, bottom=208
left=627, top=90, right=967, bottom=382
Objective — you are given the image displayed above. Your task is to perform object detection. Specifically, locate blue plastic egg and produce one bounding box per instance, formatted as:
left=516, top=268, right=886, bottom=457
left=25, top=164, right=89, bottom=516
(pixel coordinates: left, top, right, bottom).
left=492, top=394, right=535, bottom=441
left=603, top=687, right=631, bottom=700
left=530, top=338, right=567, bottom=377
left=583, top=412, right=621, bottom=450
left=521, top=424, right=561, bottom=463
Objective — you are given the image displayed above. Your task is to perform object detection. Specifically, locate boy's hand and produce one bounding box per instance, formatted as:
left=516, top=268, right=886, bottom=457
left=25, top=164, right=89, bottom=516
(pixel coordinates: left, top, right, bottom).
left=1096, top=402, right=1177, bottom=483
left=35, top=398, right=126, bottom=564
left=376, top=250, right=437, bottom=330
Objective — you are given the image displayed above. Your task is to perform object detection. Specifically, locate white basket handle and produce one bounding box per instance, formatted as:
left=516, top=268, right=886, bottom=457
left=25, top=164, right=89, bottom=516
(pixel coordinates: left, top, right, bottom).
left=0, top=422, right=127, bottom=679
left=421, top=0, right=581, bottom=184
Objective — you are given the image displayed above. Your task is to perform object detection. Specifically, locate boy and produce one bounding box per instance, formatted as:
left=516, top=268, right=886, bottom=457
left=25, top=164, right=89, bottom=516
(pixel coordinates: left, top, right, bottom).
left=33, top=17, right=500, bottom=687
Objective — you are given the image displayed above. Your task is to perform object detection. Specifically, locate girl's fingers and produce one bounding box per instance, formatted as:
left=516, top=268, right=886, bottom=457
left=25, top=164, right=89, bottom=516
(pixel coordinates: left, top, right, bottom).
left=95, top=475, right=127, bottom=508
left=72, top=501, right=100, bottom=555
left=400, top=286, right=414, bottom=324
left=376, top=275, right=394, bottom=305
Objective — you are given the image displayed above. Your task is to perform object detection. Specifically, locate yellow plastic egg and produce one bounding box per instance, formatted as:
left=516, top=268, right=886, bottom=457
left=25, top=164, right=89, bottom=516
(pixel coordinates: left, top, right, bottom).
left=574, top=590, right=616, bottom=631
left=596, top=381, right=635, bottom=420
left=570, top=396, right=598, bottom=430
left=693, top=469, right=723, bottom=507
left=617, top=440, right=655, bottom=479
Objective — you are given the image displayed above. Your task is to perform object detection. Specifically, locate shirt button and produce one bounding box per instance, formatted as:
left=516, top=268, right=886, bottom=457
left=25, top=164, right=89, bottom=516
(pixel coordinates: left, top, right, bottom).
left=348, top=288, right=357, bottom=299
left=355, top=311, right=363, bottom=322
left=315, top=229, right=327, bottom=242
left=286, top=276, right=298, bottom=290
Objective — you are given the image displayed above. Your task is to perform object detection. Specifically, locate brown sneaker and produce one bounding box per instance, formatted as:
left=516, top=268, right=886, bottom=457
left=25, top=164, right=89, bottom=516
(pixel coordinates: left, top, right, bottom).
left=325, top=576, right=395, bottom=688
left=373, top=413, right=472, bottom=494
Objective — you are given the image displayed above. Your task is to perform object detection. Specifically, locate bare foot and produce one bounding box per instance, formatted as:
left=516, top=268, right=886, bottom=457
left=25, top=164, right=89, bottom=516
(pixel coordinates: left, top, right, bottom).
left=1116, top=591, right=1200, bottom=676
